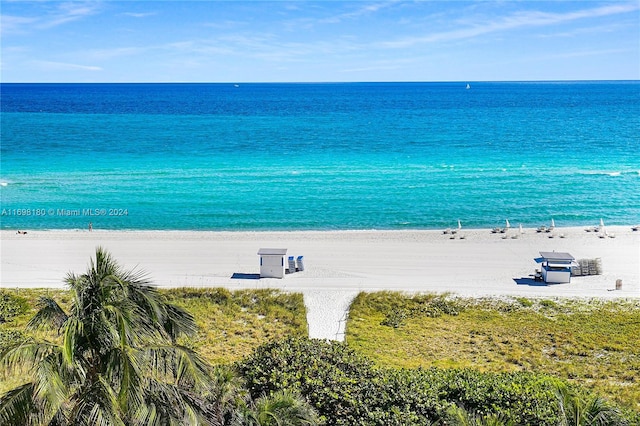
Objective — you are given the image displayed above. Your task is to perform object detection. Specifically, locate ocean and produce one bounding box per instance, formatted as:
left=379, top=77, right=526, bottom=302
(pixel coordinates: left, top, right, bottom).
left=1, top=82, right=639, bottom=231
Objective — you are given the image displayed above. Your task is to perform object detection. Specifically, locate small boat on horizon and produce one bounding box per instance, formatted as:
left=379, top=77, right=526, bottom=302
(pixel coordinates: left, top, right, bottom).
left=466, top=83, right=471, bottom=89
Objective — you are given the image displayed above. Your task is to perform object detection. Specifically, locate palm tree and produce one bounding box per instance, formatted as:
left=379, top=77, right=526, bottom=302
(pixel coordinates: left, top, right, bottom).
left=555, top=383, right=626, bottom=426
left=446, top=404, right=515, bottom=426
left=233, top=390, right=320, bottom=426
left=0, top=247, right=219, bottom=426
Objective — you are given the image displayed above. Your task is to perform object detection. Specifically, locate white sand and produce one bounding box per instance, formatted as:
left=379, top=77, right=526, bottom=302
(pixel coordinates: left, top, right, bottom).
left=2, top=227, right=639, bottom=340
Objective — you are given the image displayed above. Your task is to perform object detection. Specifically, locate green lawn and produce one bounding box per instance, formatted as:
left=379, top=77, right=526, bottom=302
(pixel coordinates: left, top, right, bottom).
left=345, top=292, right=640, bottom=411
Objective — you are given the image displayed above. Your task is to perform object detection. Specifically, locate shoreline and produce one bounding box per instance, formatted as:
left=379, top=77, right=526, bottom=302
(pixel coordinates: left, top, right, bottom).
left=4, top=224, right=640, bottom=233
left=3, top=227, right=638, bottom=339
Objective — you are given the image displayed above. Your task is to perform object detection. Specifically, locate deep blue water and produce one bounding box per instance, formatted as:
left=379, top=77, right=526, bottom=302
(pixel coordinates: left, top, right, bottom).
left=1, top=82, right=639, bottom=230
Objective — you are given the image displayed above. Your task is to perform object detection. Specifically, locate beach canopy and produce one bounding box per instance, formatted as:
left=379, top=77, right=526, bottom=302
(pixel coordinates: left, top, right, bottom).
left=539, top=251, right=574, bottom=261
left=537, top=251, right=577, bottom=266
left=505, top=219, right=511, bottom=228
left=551, top=218, right=555, bottom=228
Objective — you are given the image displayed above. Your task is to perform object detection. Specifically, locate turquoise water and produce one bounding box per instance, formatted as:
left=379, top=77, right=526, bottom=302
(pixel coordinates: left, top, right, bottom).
left=1, top=82, right=639, bottom=230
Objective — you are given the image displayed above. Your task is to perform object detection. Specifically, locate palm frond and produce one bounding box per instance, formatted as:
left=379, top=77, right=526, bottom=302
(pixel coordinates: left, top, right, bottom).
left=28, top=297, right=68, bottom=332
left=68, top=374, right=124, bottom=426
left=33, top=351, right=72, bottom=418
left=0, top=340, right=61, bottom=375
left=0, top=382, right=38, bottom=426
left=163, top=303, right=198, bottom=342
left=584, top=396, right=625, bottom=426
left=143, top=344, right=212, bottom=391
left=252, top=390, right=320, bottom=426
left=102, top=346, right=145, bottom=416
left=62, top=316, right=84, bottom=367
left=2, top=248, right=227, bottom=426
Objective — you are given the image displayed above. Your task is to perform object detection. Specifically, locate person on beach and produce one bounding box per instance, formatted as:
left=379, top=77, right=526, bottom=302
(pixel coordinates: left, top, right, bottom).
left=88, top=222, right=93, bottom=232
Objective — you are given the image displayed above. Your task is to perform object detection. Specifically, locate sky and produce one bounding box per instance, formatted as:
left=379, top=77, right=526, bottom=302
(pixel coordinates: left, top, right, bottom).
left=1, top=1, right=639, bottom=82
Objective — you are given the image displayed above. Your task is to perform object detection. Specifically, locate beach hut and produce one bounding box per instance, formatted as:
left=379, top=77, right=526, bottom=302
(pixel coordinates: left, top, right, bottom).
left=537, top=251, right=576, bottom=284
left=257, top=248, right=287, bottom=279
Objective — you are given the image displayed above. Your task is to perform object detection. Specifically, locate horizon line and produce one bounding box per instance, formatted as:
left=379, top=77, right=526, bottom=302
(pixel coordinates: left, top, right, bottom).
left=2, top=79, right=639, bottom=84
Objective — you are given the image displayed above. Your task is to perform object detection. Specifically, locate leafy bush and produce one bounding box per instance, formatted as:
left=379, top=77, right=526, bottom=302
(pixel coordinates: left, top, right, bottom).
left=237, top=338, right=591, bottom=425
left=0, top=291, right=29, bottom=324
left=238, top=337, right=393, bottom=425
left=0, top=330, right=23, bottom=348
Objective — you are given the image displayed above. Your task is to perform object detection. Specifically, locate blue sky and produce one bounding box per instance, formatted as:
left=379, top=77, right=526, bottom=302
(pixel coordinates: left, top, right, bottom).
left=1, top=1, right=639, bottom=82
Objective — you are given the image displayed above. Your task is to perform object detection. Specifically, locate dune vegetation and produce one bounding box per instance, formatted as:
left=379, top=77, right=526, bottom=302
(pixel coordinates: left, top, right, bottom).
left=2, top=285, right=639, bottom=424
left=345, top=291, right=640, bottom=412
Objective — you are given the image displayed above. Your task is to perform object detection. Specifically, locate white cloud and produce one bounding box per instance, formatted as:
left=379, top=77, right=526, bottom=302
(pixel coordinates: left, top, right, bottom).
left=37, top=2, right=103, bottom=29
left=120, top=11, right=157, bottom=18
left=1, top=1, right=103, bottom=34
left=319, top=0, right=399, bottom=24
left=0, top=14, right=39, bottom=35
left=379, top=2, right=640, bottom=49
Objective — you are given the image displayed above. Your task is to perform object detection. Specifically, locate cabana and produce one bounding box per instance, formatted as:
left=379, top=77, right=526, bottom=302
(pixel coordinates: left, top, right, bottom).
left=257, top=248, right=287, bottom=279
left=537, top=251, right=576, bottom=284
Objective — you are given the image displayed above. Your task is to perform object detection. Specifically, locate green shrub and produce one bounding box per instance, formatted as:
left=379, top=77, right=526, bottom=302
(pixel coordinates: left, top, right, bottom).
left=516, top=297, right=533, bottom=308
left=379, top=293, right=462, bottom=328
left=238, top=338, right=586, bottom=425
left=540, top=299, right=558, bottom=309
left=0, top=330, right=24, bottom=348
left=0, top=291, right=29, bottom=323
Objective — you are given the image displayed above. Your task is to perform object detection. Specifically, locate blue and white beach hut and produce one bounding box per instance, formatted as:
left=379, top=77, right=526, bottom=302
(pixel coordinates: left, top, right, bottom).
left=537, top=251, right=576, bottom=284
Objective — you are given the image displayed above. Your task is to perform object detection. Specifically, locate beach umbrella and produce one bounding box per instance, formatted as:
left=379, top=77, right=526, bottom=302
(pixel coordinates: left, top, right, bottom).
left=458, top=220, right=462, bottom=230
left=519, top=224, right=524, bottom=234
left=551, top=218, right=555, bottom=228
left=600, top=218, right=605, bottom=228
left=505, top=219, right=511, bottom=229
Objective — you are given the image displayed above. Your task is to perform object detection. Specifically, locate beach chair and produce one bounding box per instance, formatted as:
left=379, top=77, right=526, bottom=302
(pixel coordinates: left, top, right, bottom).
left=287, top=256, right=296, bottom=273
left=296, top=255, right=304, bottom=271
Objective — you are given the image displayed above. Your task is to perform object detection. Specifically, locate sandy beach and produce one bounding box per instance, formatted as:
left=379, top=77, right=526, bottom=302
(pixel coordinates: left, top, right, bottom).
left=2, top=227, right=638, bottom=340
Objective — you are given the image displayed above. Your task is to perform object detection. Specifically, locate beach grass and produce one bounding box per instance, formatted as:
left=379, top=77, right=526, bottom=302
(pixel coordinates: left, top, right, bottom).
left=163, top=287, right=307, bottom=364
left=345, top=291, right=640, bottom=411
left=0, top=287, right=307, bottom=393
